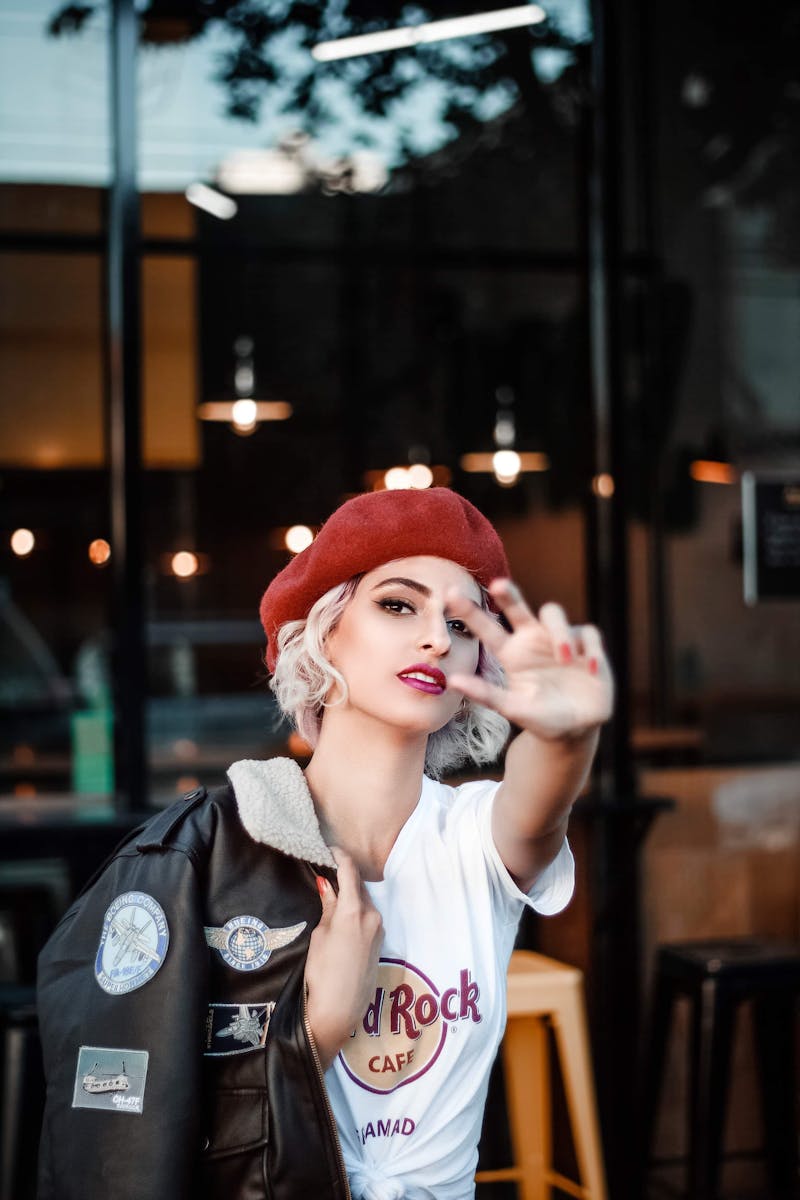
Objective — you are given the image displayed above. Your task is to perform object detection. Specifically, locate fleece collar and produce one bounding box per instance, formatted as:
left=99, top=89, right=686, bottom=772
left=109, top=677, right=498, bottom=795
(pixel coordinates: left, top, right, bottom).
left=227, top=757, right=336, bottom=869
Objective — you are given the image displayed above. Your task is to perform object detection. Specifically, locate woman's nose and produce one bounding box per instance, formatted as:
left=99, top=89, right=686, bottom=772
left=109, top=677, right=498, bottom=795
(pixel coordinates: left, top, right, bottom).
left=418, top=615, right=451, bottom=656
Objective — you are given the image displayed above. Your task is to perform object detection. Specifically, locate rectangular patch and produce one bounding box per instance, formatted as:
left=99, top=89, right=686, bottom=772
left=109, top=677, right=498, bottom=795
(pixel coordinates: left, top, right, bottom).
left=204, top=1002, right=276, bottom=1056
left=72, top=1046, right=149, bottom=1115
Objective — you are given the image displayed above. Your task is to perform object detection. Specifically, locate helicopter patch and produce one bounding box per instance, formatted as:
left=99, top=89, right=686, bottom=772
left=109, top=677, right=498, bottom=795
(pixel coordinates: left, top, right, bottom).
left=72, top=1046, right=149, bottom=1114
left=95, top=892, right=169, bottom=995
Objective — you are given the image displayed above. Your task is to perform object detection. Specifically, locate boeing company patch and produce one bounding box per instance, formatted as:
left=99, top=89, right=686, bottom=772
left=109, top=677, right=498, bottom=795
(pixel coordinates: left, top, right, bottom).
left=72, top=1046, right=149, bottom=1115
left=204, top=1002, right=277, bottom=1055
left=95, top=891, right=169, bottom=995
left=204, top=916, right=306, bottom=972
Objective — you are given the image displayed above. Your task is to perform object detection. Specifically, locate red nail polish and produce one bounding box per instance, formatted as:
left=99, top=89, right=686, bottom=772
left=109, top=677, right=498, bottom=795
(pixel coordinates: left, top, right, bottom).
left=560, top=643, right=573, bottom=665
left=588, top=658, right=599, bottom=675
left=315, top=875, right=327, bottom=898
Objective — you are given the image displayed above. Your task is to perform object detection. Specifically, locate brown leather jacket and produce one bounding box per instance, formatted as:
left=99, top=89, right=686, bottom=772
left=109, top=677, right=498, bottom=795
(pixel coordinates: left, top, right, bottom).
left=37, top=758, right=350, bottom=1200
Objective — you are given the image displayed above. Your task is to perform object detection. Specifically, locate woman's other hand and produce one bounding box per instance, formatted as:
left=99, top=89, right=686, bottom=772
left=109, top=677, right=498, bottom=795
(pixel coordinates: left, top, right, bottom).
left=305, top=848, right=383, bottom=1071
left=447, top=581, right=613, bottom=742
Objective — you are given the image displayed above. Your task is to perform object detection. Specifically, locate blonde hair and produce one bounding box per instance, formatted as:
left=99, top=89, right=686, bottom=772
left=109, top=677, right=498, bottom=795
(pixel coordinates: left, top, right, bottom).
left=269, top=577, right=509, bottom=778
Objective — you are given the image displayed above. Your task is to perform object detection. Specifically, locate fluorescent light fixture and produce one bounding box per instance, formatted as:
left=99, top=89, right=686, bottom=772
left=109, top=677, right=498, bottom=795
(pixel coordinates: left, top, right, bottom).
left=185, top=182, right=238, bottom=220
left=460, top=451, right=549, bottom=473
left=198, top=401, right=293, bottom=422
left=312, top=4, right=546, bottom=62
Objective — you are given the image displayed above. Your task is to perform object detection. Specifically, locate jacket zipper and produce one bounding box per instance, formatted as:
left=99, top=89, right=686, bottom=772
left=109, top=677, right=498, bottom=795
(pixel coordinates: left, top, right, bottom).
left=303, top=987, right=352, bottom=1200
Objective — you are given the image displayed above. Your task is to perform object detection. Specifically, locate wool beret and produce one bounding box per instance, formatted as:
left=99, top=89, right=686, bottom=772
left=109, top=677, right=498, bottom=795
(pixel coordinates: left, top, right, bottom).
left=260, top=487, right=509, bottom=672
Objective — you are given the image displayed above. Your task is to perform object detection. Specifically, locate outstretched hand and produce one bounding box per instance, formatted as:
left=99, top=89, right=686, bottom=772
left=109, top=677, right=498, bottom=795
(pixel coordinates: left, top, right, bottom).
left=447, top=580, right=613, bottom=743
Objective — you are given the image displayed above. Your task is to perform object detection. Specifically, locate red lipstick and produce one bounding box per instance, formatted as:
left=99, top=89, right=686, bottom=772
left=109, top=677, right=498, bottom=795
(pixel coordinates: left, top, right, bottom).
left=397, top=663, right=447, bottom=695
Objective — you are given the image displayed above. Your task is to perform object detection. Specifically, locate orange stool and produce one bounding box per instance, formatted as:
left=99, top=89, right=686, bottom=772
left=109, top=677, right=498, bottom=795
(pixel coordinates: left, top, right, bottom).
left=476, top=950, right=607, bottom=1200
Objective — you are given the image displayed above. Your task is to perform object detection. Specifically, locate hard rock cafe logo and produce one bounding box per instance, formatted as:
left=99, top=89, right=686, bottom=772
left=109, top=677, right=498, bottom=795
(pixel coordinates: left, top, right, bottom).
left=338, top=958, right=482, bottom=1095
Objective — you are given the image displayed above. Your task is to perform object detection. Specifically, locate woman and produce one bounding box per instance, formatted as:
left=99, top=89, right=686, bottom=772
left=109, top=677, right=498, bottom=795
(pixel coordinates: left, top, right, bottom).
left=37, top=487, right=612, bottom=1200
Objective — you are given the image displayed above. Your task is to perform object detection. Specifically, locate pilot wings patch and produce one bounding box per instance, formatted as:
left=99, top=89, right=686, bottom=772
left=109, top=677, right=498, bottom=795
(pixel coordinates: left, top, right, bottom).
left=204, top=916, right=306, bottom=972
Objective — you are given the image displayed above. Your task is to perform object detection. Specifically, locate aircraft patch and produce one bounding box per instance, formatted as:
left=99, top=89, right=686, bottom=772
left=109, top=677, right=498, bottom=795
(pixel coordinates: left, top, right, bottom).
left=204, top=916, right=306, bottom=972
left=204, top=1002, right=277, bottom=1055
left=95, top=891, right=169, bottom=995
left=72, top=1046, right=149, bottom=1114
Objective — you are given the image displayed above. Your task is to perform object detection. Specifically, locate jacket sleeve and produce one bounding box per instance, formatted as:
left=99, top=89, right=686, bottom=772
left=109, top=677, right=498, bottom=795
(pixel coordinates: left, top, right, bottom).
left=37, top=812, right=210, bottom=1200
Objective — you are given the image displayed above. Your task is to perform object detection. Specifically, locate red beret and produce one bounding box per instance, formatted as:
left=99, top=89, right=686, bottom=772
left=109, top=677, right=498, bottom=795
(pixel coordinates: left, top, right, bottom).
left=260, top=488, right=509, bottom=672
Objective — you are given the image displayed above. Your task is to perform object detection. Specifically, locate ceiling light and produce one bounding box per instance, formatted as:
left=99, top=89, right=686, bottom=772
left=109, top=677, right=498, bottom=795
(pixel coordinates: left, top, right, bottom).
left=312, top=5, right=546, bottom=61
left=285, top=525, right=315, bottom=554
left=460, top=451, right=549, bottom=473
left=231, top=398, right=258, bottom=434
left=198, top=401, right=293, bottom=423
left=10, top=528, right=35, bottom=557
left=88, top=538, right=111, bottom=566
left=591, top=473, right=615, bottom=498
left=492, top=449, right=521, bottom=486
left=171, top=551, right=199, bottom=578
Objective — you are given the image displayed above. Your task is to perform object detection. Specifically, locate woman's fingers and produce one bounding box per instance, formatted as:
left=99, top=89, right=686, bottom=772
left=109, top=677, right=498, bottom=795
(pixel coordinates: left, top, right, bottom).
left=487, top=578, right=539, bottom=630
left=575, top=624, right=608, bottom=677
left=445, top=587, right=506, bottom=652
left=448, top=672, right=510, bottom=712
left=537, top=602, right=575, bottom=665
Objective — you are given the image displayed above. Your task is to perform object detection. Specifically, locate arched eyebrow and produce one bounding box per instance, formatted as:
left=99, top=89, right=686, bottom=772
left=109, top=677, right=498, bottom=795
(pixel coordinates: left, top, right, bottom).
left=370, top=576, right=431, bottom=597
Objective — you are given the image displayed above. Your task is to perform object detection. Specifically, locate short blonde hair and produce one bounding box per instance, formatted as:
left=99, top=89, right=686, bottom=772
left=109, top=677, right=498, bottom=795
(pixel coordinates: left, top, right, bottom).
left=269, top=576, right=509, bottom=778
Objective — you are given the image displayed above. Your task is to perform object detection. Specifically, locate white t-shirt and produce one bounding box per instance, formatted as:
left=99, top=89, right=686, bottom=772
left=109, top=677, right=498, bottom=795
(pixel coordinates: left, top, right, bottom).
left=324, top=775, right=575, bottom=1200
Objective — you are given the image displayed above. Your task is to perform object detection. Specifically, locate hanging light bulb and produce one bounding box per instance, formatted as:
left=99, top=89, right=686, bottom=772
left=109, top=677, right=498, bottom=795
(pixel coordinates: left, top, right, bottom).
left=285, top=525, right=314, bottom=554
left=493, top=449, right=521, bottom=486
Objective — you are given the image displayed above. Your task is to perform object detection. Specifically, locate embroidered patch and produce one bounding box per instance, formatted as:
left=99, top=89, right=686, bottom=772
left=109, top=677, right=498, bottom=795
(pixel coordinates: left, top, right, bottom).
left=204, top=916, right=306, bottom=972
left=95, top=891, right=169, bottom=995
left=204, top=1003, right=277, bottom=1055
left=72, top=1046, right=149, bottom=1114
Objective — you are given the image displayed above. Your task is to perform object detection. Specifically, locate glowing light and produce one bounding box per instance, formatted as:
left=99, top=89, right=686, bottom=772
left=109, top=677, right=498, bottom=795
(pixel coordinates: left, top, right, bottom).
left=384, top=466, right=411, bottom=490
left=492, top=449, right=522, bottom=486
left=198, top=400, right=292, bottom=422
left=88, top=538, right=111, bottom=566
left=285, top=525, right=315, bottom=554
left=407, top=463, right=434, bottom=489
left=312, top=5, right=547, bottom=61
left=592, top=473, right=615, bottom=498
left=185, top=182, right=237, bottom=220
left=690, top=459, right=737, bottom=485
left=171, top=551, right=199, bottom=578
left=460, top=451, right=549, bottom=473
left=176, top=775, right=200, bottom=794
left=231, top=398, right=258, bottom=434
left=10, top=528, right=35, bottom=557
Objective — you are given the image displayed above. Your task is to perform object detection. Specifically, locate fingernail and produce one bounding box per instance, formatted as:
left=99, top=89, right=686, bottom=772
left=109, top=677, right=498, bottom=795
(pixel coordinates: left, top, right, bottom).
left=315, top=875, right=328, bottom=898
left=559, top=643, right=573, bottom=664
left=588, top=657, right=599, bottom=675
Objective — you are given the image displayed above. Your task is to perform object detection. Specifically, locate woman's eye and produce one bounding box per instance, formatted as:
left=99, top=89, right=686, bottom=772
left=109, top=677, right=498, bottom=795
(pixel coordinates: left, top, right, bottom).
left=377, top=598, right=414, bottom=615
left=447, top=619, right=474, bottom=638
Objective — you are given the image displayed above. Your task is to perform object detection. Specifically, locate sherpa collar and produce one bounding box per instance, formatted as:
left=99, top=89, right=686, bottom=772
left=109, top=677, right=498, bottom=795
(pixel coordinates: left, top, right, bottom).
left=227, top=757, right=336, bottom=869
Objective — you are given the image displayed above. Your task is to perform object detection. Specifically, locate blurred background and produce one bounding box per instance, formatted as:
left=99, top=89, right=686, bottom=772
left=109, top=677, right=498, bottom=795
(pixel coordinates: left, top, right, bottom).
left=0, top=1, right=799, bottom=1197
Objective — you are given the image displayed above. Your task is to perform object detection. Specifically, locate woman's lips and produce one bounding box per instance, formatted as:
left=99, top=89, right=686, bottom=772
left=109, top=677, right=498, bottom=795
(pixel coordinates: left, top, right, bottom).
left=397, top=664, right=447, bottom=695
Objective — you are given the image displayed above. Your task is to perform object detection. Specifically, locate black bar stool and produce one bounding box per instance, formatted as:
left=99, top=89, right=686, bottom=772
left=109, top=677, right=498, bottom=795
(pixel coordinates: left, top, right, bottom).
left=640, top=938, right=800, bottom=1200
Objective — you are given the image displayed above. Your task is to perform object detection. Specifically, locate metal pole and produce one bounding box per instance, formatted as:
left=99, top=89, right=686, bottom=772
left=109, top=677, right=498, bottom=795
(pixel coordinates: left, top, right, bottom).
left=107, top=0, right=146, bottom=811
left=585, top=2, right=640, bottom=1196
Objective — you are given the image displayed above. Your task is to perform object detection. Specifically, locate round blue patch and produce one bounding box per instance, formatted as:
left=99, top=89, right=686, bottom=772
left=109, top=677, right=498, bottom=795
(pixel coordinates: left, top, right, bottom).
left=95, top=891, right=169, bottom=995
left=219, top=916, right=274, bottom=972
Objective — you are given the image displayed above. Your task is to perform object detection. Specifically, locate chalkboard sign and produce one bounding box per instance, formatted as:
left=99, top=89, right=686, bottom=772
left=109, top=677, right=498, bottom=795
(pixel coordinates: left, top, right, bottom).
left=742, top=472, right=800, bottom=603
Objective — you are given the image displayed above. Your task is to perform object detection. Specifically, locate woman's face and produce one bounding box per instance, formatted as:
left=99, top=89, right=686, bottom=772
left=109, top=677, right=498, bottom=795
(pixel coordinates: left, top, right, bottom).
left=323, top=555, right=483, bottom=736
